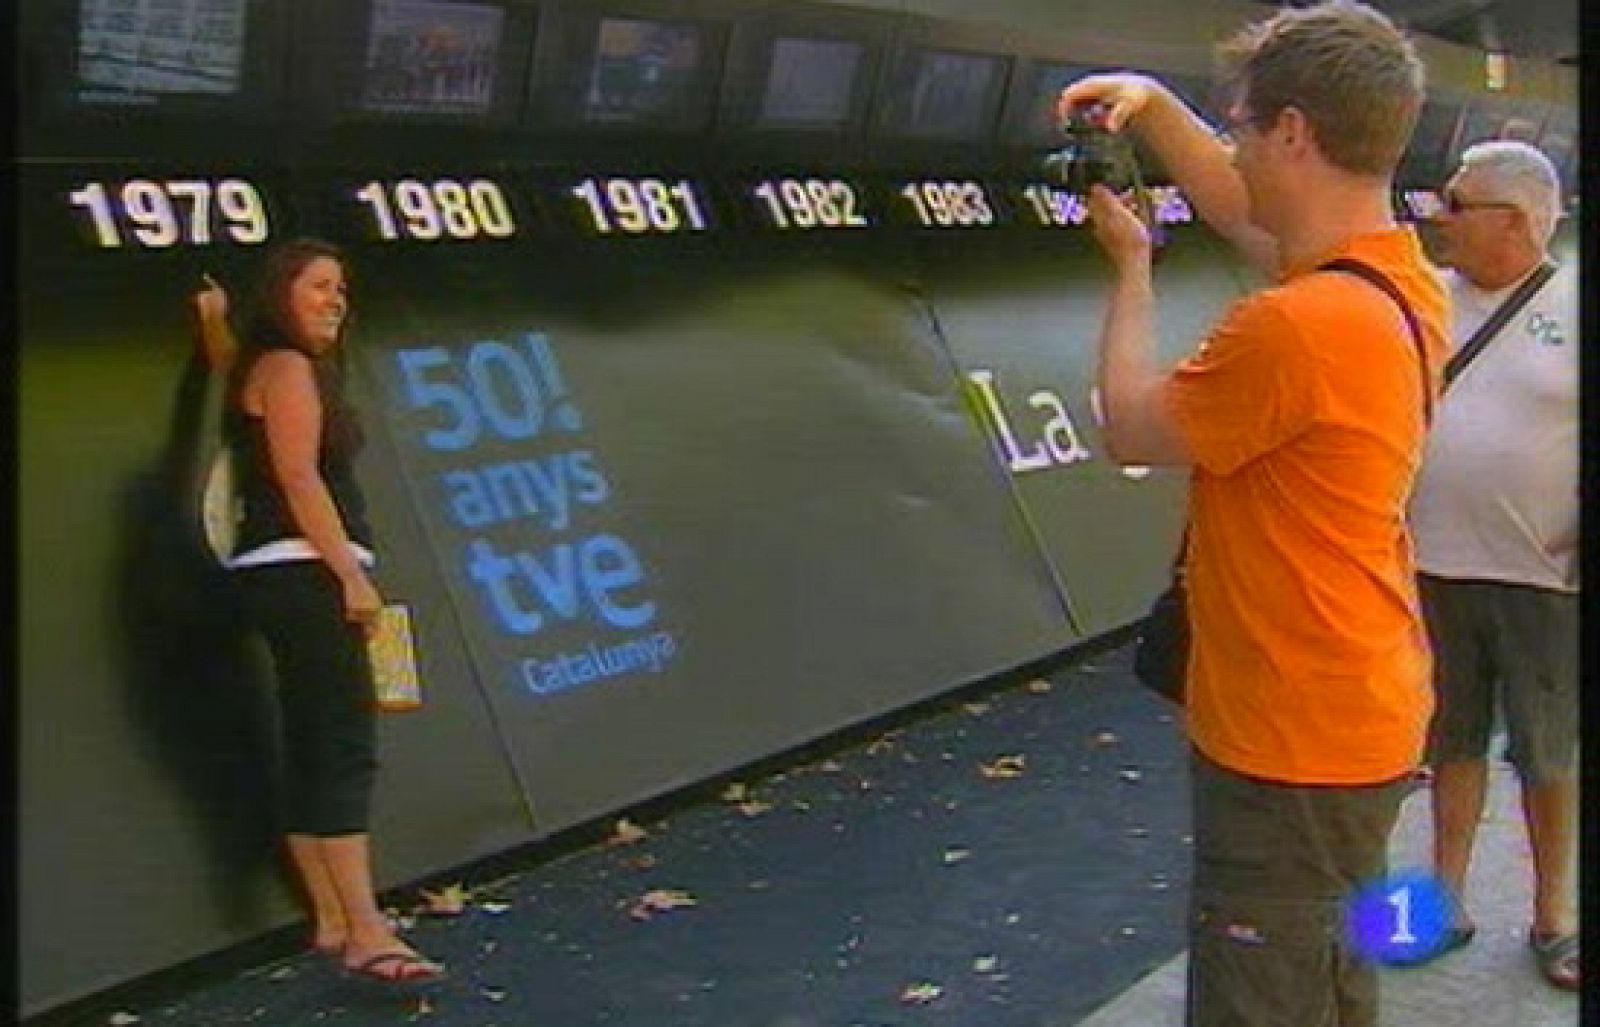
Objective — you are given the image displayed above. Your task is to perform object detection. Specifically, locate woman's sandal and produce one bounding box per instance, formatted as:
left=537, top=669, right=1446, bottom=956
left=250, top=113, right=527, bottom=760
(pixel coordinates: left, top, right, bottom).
left=1529, top=930, right=1579, bottom=991
left=342, top=951, right=447, bottom=986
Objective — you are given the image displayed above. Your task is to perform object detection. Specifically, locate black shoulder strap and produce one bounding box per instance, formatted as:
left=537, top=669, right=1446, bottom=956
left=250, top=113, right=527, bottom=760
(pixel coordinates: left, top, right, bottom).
left=1316, top=257, right=1433, bottom=424
left=1443, top=259, right=1557, bottom=388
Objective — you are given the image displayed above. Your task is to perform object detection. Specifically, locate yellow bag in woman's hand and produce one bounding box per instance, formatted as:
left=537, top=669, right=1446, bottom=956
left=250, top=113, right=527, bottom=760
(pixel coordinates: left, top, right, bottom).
left=368, top=604, right=422, bottom=711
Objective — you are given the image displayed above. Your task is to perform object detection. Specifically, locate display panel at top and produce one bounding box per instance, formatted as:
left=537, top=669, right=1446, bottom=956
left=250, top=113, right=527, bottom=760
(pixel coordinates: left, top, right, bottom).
left=358, top=0, right=508, bottom=117
left=1006, top=60, right=1096, bottom=147
left=530, top=5, right=722, bottom=133
left=757, top=35, right=866, bottom=129
left=582, top=16, right=707, bottom=124
left=73, top=0, right=250, bottom=105
left=881, top=48, right=1008, bottom=140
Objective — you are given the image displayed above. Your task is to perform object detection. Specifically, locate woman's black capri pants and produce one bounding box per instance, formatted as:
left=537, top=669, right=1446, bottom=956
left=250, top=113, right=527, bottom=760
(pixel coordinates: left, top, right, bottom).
left=236, top=560, right=378, bottom=836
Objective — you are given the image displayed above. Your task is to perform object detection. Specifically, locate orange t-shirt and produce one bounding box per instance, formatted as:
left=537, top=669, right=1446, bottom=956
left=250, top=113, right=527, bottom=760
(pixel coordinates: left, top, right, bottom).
left=1166, top=227, right=1450, bottom=785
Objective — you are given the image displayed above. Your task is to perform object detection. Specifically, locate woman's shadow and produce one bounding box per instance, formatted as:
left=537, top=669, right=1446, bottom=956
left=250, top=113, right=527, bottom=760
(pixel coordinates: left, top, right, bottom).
left=114, top=352, right=290, bottom=933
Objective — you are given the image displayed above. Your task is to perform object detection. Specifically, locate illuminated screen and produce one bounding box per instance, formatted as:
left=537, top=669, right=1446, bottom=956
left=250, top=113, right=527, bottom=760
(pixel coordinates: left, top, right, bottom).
left=76, top=0, right=248, bottom=103
left=583, top=17, right=705, bottom=124
left=359, top=0, right=505, bottom=116
left=1012, top=60, right=1096, bottom=145
left=894, top=50, right=1003, bottom=139
left=759, top=36, right=864, bottom=127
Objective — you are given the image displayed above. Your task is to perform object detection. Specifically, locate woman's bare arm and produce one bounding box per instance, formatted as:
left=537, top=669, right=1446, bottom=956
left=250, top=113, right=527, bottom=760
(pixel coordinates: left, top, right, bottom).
left=253, top=351, right=381, bottom=626
left=193, top=273, right=239, bottom=373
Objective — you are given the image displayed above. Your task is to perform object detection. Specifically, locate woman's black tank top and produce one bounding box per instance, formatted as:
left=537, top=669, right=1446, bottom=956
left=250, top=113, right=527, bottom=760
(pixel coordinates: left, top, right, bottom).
left=224, top=377, right=374, bottom=556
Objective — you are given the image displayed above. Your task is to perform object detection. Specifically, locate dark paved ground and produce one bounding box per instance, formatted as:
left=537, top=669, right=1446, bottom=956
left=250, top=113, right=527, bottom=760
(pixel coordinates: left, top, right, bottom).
left=43, top=641, right=1197, bottom=1026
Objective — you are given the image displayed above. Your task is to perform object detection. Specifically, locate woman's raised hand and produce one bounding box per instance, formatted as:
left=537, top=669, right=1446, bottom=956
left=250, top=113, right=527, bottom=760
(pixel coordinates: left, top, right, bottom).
left=194, top=272, right=228, bottom=323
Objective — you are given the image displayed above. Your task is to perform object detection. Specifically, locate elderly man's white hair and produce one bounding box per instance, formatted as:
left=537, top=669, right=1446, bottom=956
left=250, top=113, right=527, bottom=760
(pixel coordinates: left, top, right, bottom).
left=1458, top=139, right=1562, bottom=248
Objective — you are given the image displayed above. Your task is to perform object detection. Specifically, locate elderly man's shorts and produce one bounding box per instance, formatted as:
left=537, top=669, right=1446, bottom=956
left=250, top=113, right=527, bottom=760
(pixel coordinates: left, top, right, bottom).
left=1419, top=575, right=1578, bottom=784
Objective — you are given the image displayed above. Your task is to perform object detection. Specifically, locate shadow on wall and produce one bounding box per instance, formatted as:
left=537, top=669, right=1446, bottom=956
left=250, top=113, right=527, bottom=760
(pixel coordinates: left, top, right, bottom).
left=113, top=352, right=289, bottom=932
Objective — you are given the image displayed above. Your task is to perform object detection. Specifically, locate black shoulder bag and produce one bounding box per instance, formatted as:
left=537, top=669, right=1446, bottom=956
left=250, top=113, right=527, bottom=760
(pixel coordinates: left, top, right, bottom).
left=1442, top=258, right=1558, bottom=387
left=1131, top=258, right=1436, bottom=703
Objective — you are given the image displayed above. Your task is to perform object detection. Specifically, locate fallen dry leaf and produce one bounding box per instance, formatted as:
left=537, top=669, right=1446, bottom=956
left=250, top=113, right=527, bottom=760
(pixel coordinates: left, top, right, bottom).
left=963, top=701, right=991, bottom=716
left=607, top=818, right=648, bottom=846
left=628, top=888, right=699, bottom=920
left=1091, top=730, right=1119, bottom=747
left=420, top=882, right=469, bottom=916
left=899, top=981, right=944, bottom=1005
left=1026, top=678, right=1053, bottom=693
left=622, top=853, right=660, bottom=870
left=979, top=755, right=1026, bottom=779
left=109, top=1014, right=141, bottom=1026
left=720, top=783, right=749, bottom=802
left=736, top=800, right=773, bottom=817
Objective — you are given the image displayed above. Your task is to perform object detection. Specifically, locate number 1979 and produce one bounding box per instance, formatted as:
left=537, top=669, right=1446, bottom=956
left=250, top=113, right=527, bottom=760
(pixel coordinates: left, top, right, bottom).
left=68, top=178, right=270, bottom=249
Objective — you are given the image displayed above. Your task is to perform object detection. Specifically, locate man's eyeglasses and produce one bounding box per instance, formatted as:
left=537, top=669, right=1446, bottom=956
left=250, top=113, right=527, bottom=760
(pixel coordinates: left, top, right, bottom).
left=1441, top=192, right=1521, bottom=216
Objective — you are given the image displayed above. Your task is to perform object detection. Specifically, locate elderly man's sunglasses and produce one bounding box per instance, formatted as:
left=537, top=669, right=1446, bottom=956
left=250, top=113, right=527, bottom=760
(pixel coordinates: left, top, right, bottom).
left=1441, top=190, right=1521, bottom=216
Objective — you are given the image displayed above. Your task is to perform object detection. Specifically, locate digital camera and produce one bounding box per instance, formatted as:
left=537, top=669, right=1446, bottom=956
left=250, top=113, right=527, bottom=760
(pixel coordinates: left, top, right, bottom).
left=1045, top=104, right=1142, bottom=195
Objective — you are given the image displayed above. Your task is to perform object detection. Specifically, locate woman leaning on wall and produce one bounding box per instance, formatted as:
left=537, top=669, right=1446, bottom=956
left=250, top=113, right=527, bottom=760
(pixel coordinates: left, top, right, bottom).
left=191, top=238, right=444, bottom=985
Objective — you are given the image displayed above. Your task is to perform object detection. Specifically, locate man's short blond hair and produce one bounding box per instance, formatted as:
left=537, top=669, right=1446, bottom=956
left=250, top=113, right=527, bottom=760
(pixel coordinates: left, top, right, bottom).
left=1218, top=0, right=1425, bottom=176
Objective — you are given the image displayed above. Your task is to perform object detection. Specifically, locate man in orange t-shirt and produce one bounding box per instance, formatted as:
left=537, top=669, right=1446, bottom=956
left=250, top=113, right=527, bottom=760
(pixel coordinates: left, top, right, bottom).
left=1060, top=3, right=1448, bottom=1025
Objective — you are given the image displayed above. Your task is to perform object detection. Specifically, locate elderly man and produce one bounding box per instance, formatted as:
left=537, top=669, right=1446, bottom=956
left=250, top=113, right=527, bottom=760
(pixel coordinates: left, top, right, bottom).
left=1408, top=139, right=1578, bottom=990
left=1059, top=3, right=1448, bottom=1024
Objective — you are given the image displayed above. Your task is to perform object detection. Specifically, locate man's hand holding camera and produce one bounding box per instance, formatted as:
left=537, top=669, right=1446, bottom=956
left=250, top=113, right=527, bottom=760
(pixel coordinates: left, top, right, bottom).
left=1057, top=73, right=1164, bottom=137
left=1086, top=184, right=1152, bottom=272
left=1051, top=73, right=1184, bottom=469
left=1055, top=79, right=1165, bottom=272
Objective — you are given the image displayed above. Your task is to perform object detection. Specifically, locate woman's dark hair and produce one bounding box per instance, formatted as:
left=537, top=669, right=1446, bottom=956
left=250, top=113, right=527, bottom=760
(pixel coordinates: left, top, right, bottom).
left=227, top=237, right=363, bottom=455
